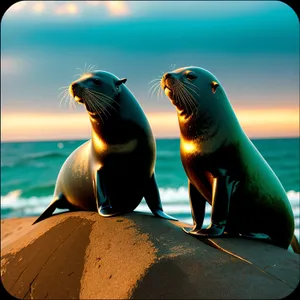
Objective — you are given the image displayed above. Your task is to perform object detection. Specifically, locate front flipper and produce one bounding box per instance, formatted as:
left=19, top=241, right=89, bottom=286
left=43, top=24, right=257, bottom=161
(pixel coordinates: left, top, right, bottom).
left=185, top=176, right=231, bottom=238
left=95, top=168, right=122, bottom=217
left=144, top=174, right=177, bottom=221
left=183, top=181, right=207, bottom=235
left=32, top=193, right=71, bottom=225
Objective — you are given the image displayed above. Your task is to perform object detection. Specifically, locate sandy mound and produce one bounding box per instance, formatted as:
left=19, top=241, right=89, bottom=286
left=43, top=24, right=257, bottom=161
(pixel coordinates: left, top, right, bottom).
left=1, top=211, right=299, bottom=299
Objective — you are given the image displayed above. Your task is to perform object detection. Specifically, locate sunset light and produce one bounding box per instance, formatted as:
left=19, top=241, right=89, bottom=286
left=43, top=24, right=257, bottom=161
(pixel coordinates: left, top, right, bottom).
left=1, top=3, right=299, bottom=296
left=55, top=3, right=78, bottom=15
left=106, top=1, right=129, bottom=16
left=2, top=108, right=298, bottom=142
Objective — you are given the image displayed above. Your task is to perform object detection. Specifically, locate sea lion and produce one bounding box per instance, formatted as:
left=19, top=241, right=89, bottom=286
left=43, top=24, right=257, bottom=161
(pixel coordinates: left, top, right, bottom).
left=161, top=66, right=298, bottom=252
left=33, top=70, right=176, bottom=225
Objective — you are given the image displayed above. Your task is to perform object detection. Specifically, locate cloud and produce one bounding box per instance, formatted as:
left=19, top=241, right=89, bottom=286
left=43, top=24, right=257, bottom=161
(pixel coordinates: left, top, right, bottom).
left=32, top=2, right=44, bottom=13
left=6, top=1, right=130, bottom=18
left=105, top=1, right=129, bottom=16
left=54, top=3, right=78, bottom=15
left=1, top=56, right=24, bottom=75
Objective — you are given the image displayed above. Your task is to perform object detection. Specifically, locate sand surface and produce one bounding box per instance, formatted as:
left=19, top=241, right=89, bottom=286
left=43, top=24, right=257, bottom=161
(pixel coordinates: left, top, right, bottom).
left=1, top=211, right=299, bottom=299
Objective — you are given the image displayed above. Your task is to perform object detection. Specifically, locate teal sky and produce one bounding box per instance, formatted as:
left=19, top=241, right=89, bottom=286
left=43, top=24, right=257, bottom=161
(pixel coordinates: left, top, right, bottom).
left=1, top=1, right=299, bottom=116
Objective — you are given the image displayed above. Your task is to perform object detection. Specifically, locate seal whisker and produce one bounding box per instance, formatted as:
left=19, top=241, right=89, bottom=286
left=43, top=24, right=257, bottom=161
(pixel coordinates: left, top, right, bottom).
left=89, top=92, right=113, bottom=118
left=181, top=84, right=198, bottom=110
left=184, top=80, right=200, bottom=91
left=183, top=81, right=200, bottom=97
left=83, top=62, right=88, bottom=74
left=58, top=85, right=69, bottom=91
left=83, top=90, right=106, bottom=123
left=71, top=98, right=76, bottom=112
left=87, top=64, right=96, bottom=73
left=86, top=89, right=119, bottom=116
left=58, top=87, right=70, bottom=99
left=58, top=88, right=69, bottom=101
left=181, top=87, right=197, bottom=114
left=179, top=81, right=198, bottom=110
left=152, top=84, right=160, bottom=100
left=92, top=99, right=111, bottom=120
left=148, top=80, right=161, bottom=92
left=89, top=100, right=105, bottom=123
left=177, top=87, right=189, bottom=112
left=148, top=78, right=161, bottom=85
left=177, top=85, right=192, bottom=114
left=88, top=95, right=120, bottom=113
left=73, top=73, right=83, bottom=78
left=159, top=84, right=164, bottom=99
left=174, top=83, right=184, bottom=110
left=154, top=80, right=163, bottom=101
left=149, top=82, right=161, bottom=99
left=69, top=94, right=76, bottom=111
left=76, top=67, right=84, bottom=77
left=87, top=90, right=120, bottom=112
left=88, top=90, right=119, bottom=105
left=157, top=82, right=164, bottom=100
left=178, top=82, right=196, bottom=114
left=169, top=63, right=176, bottom=70
left=59, top=88, right=72, bottom=108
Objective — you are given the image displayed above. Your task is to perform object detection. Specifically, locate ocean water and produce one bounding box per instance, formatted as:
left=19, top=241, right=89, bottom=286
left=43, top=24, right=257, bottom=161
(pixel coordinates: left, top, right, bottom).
left=1, top=138, right=299, bottom=240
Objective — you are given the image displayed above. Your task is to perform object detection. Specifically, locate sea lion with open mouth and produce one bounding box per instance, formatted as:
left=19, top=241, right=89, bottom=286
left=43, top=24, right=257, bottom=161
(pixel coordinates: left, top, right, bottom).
left=33, top=70, right=176, bottom=224
left=161, top=66, right=298, bottom=252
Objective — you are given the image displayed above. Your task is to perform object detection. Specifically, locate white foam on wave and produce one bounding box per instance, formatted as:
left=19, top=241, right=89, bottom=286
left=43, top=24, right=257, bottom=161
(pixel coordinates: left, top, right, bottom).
left=1, top=188, right=299, bottom=232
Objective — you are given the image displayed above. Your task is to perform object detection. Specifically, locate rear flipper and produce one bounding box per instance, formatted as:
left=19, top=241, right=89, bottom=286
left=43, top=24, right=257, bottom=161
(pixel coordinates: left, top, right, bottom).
left=144, top=174, right=177, bottom=221
left=32, top=193, right=73, bottom=225
left=239, top=232, right=273, bottom=244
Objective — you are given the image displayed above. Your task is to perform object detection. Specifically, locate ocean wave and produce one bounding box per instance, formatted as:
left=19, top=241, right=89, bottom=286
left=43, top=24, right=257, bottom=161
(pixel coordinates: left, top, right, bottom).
left=1, top=187, right=299, bottom=217
left=22, top=151, right=68, bottom=160
left=20, top=183, right=56, bottom=198
left=1, top=191, right=67, bottom=218
left=1, top=151, right=68, bottom=169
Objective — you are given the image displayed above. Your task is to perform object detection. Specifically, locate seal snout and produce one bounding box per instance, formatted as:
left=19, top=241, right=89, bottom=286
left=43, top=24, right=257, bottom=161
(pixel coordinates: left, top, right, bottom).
left=161, top=72, right=176, bottom=101
left=69, top=82, right=83, bottom=104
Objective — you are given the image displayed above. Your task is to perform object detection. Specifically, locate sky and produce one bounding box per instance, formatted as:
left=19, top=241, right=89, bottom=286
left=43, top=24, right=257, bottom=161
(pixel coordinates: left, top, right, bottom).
left=1, top=1, right=299, bottom=141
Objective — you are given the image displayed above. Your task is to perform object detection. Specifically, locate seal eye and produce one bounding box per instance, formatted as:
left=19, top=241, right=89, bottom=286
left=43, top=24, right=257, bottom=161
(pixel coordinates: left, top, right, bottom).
left=92, top=78, right=101, bottom=86
left=186, top=72, right=197, bottom=81
left=211, top=81, right=219, bottom=94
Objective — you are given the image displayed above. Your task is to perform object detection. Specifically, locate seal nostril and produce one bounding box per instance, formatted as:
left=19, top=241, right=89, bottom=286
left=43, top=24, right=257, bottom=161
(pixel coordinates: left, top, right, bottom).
left=164, top=73, right=172, bottom=80
left=71, top=82, right=78, bottom=94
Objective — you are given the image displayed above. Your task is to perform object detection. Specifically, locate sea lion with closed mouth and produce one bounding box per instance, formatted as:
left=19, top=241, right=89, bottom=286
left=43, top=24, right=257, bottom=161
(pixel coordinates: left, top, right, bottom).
left=33, top=70, right=176, bottom=224
left=161, top=66, right=299, bottom=252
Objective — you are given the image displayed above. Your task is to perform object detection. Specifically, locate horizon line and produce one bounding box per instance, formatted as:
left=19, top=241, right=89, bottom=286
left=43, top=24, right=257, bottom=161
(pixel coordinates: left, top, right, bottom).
left=1, top=135, right=299, bottom=144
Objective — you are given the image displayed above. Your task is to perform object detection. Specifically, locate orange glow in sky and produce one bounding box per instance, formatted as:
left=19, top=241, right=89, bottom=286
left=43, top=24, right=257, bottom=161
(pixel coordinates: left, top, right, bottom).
left=55, top=3, right=78, bottom=15
left=106, top=1, right=129, bottom=16
left=2, top=108, right=298, bottom=142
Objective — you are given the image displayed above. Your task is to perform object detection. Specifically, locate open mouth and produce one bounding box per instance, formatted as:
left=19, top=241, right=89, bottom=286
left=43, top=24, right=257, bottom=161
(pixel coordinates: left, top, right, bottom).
left=87, top=110, right=97, bottom=116
left=74, top=95, right=84, bottom=104
left=164, top=85, right=172, bottom=92
left=163, top=84, right=175, bottom=102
